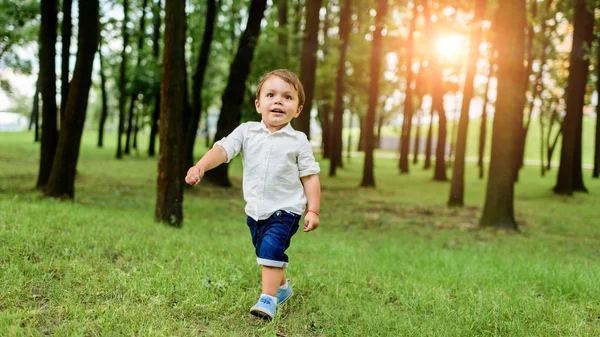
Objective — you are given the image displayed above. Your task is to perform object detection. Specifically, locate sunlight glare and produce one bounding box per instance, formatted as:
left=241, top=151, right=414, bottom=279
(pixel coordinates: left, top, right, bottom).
left=436, top=34, right=464, bottom=60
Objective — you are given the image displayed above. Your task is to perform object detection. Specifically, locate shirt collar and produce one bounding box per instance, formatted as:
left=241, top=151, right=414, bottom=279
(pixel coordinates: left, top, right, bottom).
left=251, top=120, right=297, bottom=136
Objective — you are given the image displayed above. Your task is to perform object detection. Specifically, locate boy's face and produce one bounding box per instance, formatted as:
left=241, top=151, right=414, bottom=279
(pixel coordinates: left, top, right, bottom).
left=255, top=75, right=303, bottom=132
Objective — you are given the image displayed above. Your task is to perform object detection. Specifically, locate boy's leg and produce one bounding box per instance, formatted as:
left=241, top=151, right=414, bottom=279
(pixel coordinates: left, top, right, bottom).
left=262, top=266, right=284, bottom=296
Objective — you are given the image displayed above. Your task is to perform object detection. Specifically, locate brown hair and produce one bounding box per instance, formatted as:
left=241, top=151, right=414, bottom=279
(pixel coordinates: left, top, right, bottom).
left=255, top=69, right=305, bottom=106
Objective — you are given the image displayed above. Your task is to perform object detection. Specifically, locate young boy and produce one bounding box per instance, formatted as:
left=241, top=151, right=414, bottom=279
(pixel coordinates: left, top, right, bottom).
left=184, top=69, right=321, bottom=320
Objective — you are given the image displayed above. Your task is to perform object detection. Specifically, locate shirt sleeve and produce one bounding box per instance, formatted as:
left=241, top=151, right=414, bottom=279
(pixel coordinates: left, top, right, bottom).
left=213, top=123, right=246, bottom=163
left=297, top=134, right=320, bottom=177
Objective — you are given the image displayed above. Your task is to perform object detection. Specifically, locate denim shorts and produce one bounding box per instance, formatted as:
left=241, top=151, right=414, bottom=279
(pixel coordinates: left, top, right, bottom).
left=246, top=210, right=301, bottom=268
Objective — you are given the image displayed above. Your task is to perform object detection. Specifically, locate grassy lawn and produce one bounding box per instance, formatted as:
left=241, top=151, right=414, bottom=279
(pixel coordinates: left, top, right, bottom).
left=1, top=131, right=599, bottom=336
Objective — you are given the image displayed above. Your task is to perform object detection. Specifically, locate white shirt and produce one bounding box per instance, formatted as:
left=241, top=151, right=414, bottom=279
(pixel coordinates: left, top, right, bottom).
left=214, top=121, right=320, bottom=221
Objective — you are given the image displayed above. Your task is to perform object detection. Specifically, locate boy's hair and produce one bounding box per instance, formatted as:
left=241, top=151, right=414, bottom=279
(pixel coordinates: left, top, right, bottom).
left=255, top=69, right=305, bottom=107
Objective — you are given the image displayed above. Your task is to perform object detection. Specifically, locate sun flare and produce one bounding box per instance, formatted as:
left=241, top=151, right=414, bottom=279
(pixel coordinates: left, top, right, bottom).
left=435, top=34, right=465, bottom=60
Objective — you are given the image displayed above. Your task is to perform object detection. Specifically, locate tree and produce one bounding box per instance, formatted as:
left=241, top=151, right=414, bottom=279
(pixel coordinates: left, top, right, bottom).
left=329, top=0, right=352, bottom=177
left=360, top=0, right=387, bottom=187
left=480, top=0, right=525, bottom=230
left=398, top=0, right=418, bottom=174
left=448, top=0, right=485, bottom=207
left=294, top=0, right=323, bottom=138
left=155, top=0, right=187, bottom=226
left=60, top=0, right=73, bottom=122
left=553, top=0, right=594, bottom=194
left=36, top=0, right=59, bottom=189
left=97, top=38, right=109, bottom=148
left=594, top=36, right=599, bottom=179
left=202, top=0, right=269, bottom=187
left=148, top=0, right=163, bottom=157
left=116, top=0, right=130, bottom=159
left=44, top=0, right=99, bottom=199
left=478, top=59, right=495, bottom=179
left=185, top=0, right=217, bottom=171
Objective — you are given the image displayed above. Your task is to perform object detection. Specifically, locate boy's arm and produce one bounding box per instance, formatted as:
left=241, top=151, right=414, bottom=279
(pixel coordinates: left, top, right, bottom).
left=185, top=146, right=227, bottom=185
left=300, top=174, right=321, bottom=232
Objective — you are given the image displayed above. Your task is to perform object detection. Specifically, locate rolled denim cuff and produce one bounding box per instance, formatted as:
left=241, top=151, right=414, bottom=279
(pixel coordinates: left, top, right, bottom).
left=257, top=258, right=288, bottom=269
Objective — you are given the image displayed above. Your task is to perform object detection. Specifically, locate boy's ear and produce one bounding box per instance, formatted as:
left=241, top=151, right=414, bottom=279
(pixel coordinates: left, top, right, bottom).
left=294, top=105, right=303, bottom=117
left=255, top=99, right=261, bottom=113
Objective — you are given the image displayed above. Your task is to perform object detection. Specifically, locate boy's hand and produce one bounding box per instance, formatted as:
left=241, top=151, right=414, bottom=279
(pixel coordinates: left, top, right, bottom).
left=185, top=166, right=204, bottom=186
left=303, top=212, right=319, bottom=232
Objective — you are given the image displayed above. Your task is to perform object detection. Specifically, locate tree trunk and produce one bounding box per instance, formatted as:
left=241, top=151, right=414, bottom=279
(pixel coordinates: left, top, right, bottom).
left=148, top=0, right=162, bottom=157
left=319, top=102, right=332, bottom=158
left=347, top=109, right=353, bottom=160
left=30, top=77, right=40, bottom=142
left=398, top=1, right=418, bottom=173
left=448, top=0, right=485, bottom=207
left=98, top=39, right=108, bottom=148
left=553, top=0, right=593, bottom=195
left=360, top=0, right=387, bottom=187
left=478, top=60, right=495, bottom=179
left=423, top=105, right=433, bottom=170
left=186, top=0, right=217, bottom=170
left=202, top=0, right=268, bottom=187
left=60, top=0, right=72, bottom=123
left=277, top=0, right=288, bottom=62
left=116, top=0, right=130, bottom=159
left=412, top=66, right=425, bottom=165
left=37, top=0, right=59, bottom=189
left=594, top=38, right=600, bottom=178
left=328, top=0, right=351, bottom=177
left=480, top=0, right=525, bottom=230
left=295, top=0, right=323, bottom=138
left=155, top=0, right=187, bottom=226
left=44, top=0, right=99, bottom=199
left=125, top=96, right=135, bottom=154
left=546, top=107, right=561, bottom=170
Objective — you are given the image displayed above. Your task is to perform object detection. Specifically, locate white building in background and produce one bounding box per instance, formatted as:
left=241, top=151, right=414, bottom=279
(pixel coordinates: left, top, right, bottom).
left=0, top=112, right=28, bottom=131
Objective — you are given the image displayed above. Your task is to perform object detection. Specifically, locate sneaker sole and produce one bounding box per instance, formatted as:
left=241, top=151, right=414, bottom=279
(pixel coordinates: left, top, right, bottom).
left=250, top=306, right=274, bottom=320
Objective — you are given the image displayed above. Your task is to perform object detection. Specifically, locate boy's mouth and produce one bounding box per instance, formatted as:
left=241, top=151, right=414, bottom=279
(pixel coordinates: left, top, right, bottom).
left=271, top=109, right=285, bottom=115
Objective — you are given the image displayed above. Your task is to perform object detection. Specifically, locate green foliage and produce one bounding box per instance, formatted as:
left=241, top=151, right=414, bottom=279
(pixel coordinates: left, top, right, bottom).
left=1, top=131, right=600, bottom=336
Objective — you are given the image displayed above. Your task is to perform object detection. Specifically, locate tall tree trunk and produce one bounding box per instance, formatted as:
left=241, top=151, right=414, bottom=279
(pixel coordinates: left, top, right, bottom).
left=60, top=0, right=72, bottom=123
left=478, top=59, right=495, bottom=179
left=594, top=36, right=600, bottom=178
left=448, top=0, right=485, bottom=207
left=422, top=1, right=447, bottom=181
left=513, top=0, right=538, bottom=181
left=133, top=111, right=139, bottom=149
left=30, top=77, right=40, bottom=142
left=116, top=0, right=130, bottom=159
left=480, top=0, right=525, bottom=230
left=328, top=0, right=351, bottom=177
left=125, top=0, right=149, bottom=155
left=37, top=0, right=59, bottom=189
left=148, top=0, right=162, bottom=157
left=155, top=0, right=187, bottom=226
left=423, top=105, right=433, bottom=169
left=186, top=0, right=217, bottom=170
left=412, top=65, right=425, bottom=165
left=202, top=0, right=268, bottom=187
left=277, top=0, right=288, bottom=63
left=295, top=0, right=323, bottom=138
left=360, top=0, right=387, bottom=187
left=319, top=102, right=332, bottom=158
left=44, top=0, right=99, bottom=199
left=553, top=0, right=593, bottom=195
left=347, top=109, right=353, bottom=160
left=97, top=39, right=109, bottom=148
left=546, top=106, right=560, bottom=170
left=398, top=1, right=418, bottom=173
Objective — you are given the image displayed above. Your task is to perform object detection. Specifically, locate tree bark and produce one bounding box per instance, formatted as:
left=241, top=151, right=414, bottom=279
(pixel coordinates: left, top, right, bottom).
left=277, top=0, right=289, bottom=64
left=60, top=0, right=72, bottom=123
left=202, top=0, right=268, bottom=187
left=593, top=35, right=599, bottom=178
left=44, top=0, right=99, bottom=198
left=480, top=0, right=525, bottom=230
left=478, top=59, right=495, bottom=179
left=97, top=39, right=109, bottom=148
left=360, top=0, right=387, bottom=187
left=328, top=0, right=351, bottom=177
left=116, top=0, right=130, bottom=159
left=553, top=0, right=593, bottom=194
left=155, top=0, right=187, bottom=226
left=295, top=0, right=323, bottom=138
left=148, top=0, right=162, bottom=157
left=399, top=1, right=418, bottom=173
left=36, top=0, right=59, bottom=189
left=423, top=105, right=433, bottom=170
left=448, top=0, right=485, bottom=206
left=186, top=0, right=217, bottom=170
left=30, top=77, right=40, bottom=142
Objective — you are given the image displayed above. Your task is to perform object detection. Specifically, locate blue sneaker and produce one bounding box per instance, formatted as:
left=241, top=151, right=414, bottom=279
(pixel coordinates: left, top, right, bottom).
left=276, top=279, right=293, bottom=306
left=250, top=295, right=277, bottom=320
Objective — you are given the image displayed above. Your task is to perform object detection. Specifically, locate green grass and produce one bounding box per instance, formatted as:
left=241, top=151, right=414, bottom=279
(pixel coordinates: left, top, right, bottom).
left=1, top=131, right=599, bottom=336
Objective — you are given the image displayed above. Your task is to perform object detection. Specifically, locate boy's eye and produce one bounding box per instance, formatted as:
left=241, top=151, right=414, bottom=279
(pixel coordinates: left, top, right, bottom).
left=285, top=95, right=293, bottom=100
left=266, top=93, right=274, bottom=97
